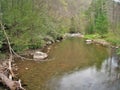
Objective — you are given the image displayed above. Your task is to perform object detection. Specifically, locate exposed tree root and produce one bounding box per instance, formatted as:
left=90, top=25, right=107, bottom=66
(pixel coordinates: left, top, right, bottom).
left=0, top=14, right=53, bottom=89
left=0, top=23, right=25, bottom=90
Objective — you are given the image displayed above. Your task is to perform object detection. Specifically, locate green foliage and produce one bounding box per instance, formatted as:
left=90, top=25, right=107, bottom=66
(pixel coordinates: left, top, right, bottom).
left=105, top=33, right=120, bottom=45
left=85, top=23, right=94, bottom=34
left=116, top=48, right=120, bottom=55
left=0, top=0, right=70, bottom=52
left=86, top=0, right=109, bottom=35
left=84, top=34, right=101, bottom=39
left=29, top=39, right=45, bottom=49
left=69, top=17, right=78, bottom=33
left=95, top=13, right=108, bottom=35
left=0, top=29, right=4, bottom=48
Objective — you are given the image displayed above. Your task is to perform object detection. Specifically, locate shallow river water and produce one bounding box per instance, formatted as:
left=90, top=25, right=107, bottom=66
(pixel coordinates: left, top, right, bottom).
left=15, top=38, right=120, bottom=90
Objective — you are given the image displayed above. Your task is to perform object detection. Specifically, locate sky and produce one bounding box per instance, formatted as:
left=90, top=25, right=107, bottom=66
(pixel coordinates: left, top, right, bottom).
left=113, top=0, right=120, bottom=3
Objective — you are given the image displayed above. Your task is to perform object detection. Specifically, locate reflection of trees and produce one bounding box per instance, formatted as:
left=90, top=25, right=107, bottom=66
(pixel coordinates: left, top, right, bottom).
left=105, top=48, right=120, bottom=81
left=92, top=46, right=108, bottom=71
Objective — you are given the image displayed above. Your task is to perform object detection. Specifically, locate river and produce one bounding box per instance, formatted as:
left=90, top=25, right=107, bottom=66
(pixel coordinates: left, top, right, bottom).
left=15, top=38, right=120, bottom=90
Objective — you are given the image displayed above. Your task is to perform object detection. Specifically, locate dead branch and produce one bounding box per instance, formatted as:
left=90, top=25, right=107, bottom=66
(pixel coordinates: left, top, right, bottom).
left=0, top=22, right=25, bottom=90
left=0, top=73, right=25, bottom=90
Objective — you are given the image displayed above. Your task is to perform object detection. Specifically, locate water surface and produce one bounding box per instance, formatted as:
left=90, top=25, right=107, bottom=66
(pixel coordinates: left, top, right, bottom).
left=16, top=38, right=120, bottom=90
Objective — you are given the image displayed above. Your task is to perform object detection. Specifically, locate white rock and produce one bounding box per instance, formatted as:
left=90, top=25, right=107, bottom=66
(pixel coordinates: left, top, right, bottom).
left=64, top=33, right=83, bottom=38
left=86, top=39, right=92, bottom=42
left=86, top=39, right=92, bottom=44
left=33, top=51, right=48, bottom=60
left=46, top=41, right=52, bottom=45
left=25, top=68, right=29, bottom=70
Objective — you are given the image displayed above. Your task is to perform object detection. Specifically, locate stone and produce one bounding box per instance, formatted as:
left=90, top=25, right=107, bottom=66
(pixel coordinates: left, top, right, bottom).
left=93, top=39, right=110, bottom=46
left=86, top=39, right=92, bottom=44
left=46, top=41, right=52, bottom=45
left=86, top=39, right=92, bottom=42
left=33, top=51, right=48, bottom=60
left=25, top=68, right=29, bottom=70
left=64, top=33, right=84, bottom=38
left=44, top=36, right=55, bottom=43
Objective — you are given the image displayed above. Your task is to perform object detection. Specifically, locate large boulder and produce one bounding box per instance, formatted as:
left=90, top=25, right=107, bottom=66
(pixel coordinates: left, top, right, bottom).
left=33, top=51, right=48, bottom=60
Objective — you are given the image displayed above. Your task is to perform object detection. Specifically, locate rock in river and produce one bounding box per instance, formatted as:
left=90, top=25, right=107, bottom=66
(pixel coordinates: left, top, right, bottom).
left=33, top=51, right=48, bottom=60
left=86, top=39, right=92, bottom=44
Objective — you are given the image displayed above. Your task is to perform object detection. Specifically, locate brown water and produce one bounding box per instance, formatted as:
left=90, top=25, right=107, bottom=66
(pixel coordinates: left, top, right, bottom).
left=14, top=38, right=120, bottom=90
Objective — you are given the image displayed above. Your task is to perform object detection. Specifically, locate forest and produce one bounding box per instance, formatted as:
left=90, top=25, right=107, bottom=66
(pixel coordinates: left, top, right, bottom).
left=0, top=0, right=119, bottom=52
left=0, top=0, right=120, bottom=90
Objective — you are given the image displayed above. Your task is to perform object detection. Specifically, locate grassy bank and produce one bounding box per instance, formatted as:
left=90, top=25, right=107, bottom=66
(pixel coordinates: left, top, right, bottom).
left=84, top=32, right=120, bottom=55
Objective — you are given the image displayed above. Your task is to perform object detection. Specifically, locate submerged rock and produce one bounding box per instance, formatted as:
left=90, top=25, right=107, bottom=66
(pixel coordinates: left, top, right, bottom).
left=86, top=39, right=93, bottom=44
left=33, top=51, right=48, bottom=60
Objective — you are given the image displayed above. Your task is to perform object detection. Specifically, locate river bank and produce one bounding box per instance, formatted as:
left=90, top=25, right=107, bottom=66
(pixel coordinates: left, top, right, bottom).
left=15, top=37, right=111, bottom=90
left=0, top=33, right=120, bottom=90
left=84, top=34, right=120, bottom=51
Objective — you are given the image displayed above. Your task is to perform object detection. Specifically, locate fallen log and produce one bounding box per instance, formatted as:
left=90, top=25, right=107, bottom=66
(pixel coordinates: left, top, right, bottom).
left=0, top=73, right=25, bottom=90
left=1, top=19, right=25, bottom=90
left=0, top=60, right=25, bottom=90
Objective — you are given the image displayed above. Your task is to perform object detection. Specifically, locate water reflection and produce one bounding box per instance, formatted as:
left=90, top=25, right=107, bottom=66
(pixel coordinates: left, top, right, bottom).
left=105, top=49, right=120, bottom=81
left=16, top=38, right=120, bottom=90
left=47, top=49, right=120, bottom=90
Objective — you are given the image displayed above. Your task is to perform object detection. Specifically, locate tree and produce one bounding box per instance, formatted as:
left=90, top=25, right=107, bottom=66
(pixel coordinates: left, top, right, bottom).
left=85, top=0, right=109, bottom=35
left=69, top=17, right=77, bottom=33
left=95, top=12, right=108, bottom=35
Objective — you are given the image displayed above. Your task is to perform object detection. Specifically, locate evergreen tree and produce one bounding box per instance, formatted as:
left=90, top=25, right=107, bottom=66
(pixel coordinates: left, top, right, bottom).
left=86, top=0, right=109, bottom=35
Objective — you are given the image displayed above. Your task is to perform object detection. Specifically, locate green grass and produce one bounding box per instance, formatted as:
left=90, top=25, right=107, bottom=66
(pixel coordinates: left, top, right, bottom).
left=84, top=32, right=120, bottom=46
left=84, top=34, right=101, bottom=39
left=105, top=32, right=120, bottom=46
left=84, top=32, right=120, bottom=55
left=105, top=32, right=120, bottom=55
left=116, top=48, right=120, bottom=55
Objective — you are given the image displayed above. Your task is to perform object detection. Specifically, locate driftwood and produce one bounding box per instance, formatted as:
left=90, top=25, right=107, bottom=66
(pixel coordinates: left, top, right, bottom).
left=0, top=13, right=50, bottom=90
left=0, top=73, right=24, bottom=90
left=0, top=59, right=25, bottom=90
left=0, top=23, right=25, bottom=90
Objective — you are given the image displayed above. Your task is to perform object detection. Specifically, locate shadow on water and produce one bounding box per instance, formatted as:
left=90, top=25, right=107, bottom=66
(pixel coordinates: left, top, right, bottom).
left=15, top=38, right=120, bottom=90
